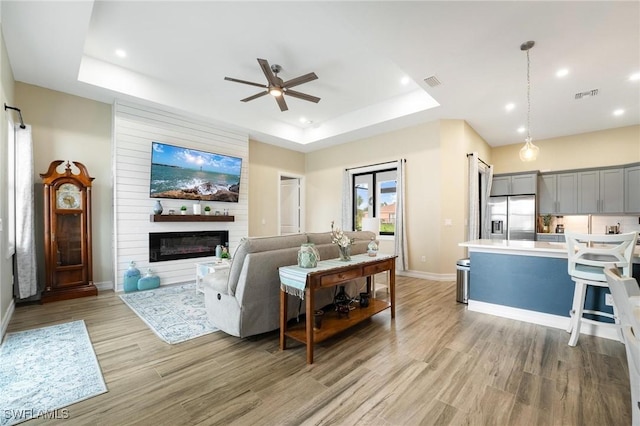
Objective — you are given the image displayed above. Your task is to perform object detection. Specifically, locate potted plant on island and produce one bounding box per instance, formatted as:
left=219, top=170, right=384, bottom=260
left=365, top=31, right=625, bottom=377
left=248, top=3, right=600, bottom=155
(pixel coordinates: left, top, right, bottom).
left=542, top=214, right=552, bottom=233
left=180, top=205, right=187, bottom=215
left=204, top=206, right=211, bottom=215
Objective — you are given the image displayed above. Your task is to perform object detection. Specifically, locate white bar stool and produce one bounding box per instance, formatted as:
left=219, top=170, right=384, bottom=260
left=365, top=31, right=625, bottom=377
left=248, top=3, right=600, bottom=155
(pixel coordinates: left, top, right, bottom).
left=565, top=231, right=637, bottom=347
left=604, top=267, right=640, bottom=426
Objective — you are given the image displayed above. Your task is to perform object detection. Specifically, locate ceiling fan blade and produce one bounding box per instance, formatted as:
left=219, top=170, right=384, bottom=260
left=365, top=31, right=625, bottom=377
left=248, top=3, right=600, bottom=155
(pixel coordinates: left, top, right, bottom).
left=275, top=95, right=288, bottom=112
left=283, top=72, right=318, bottom=89
left=284, top=89, right=320, bottom=103
left=224, top=77, right=267, bottom=89
left=257, top=58, right=278, bottom=87
left=240, top=91, right=269, bottom=102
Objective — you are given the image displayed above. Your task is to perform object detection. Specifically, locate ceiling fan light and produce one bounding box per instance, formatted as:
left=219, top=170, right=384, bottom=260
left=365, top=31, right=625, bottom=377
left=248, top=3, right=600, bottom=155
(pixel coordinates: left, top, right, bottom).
left=269, top=87, right=282, bottom=97
left=519, top=137, right=539, bottom=162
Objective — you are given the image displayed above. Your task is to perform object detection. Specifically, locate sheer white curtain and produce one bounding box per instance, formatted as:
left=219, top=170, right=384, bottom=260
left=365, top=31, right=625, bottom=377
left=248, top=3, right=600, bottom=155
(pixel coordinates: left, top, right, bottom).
left=467, top=153, right=493, bottom=241
left=341, top=169, right=353, bottom=230
left=15, top=125, right=37, bottom=298
left=394, top=159, right=408, bottom=271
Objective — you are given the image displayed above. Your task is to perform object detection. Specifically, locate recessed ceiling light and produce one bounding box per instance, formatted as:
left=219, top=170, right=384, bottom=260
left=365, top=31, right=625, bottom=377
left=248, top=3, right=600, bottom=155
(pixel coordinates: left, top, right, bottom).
left=630, top=72, right=640, bottom=81
left=505, top=103, right=515, bottom=112
left=517, top=126, right=526, bottom=133
left=115, top=49, right=127, bottom=58
left=613, top=109, right=625, bottom=116
left=556, top=68, right=569, bottom=78
left=299, top=117, right=312, bottom=125
left=400, top=76, right=410, bottom=85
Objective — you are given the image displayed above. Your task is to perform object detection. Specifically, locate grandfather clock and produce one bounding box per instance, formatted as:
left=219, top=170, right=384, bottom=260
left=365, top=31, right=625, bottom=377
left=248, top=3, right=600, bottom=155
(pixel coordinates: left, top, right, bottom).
left=40, top=160, right=97, bottom=303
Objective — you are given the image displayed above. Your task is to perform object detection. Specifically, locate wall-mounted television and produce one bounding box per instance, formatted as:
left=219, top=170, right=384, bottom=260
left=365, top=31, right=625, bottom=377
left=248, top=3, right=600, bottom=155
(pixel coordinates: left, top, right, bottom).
left=149, top=142, right=242, bottom=202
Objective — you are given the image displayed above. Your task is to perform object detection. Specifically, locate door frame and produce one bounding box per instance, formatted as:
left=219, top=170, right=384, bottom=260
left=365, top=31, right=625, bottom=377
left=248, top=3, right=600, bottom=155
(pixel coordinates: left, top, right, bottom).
left=277, top=171, right=305, bottom=235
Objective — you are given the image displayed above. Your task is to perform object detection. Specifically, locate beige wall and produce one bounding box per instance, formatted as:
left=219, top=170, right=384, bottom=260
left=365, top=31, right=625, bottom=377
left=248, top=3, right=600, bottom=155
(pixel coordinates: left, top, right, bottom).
left=306, top=121, right=448, bottom=276
left=0, top=23, right=16, bottom=330
left=248, top=139, right=306, bottom=237
left=15, top=83, right=113, bottom=287
left=491, top=125, right=640, bottom=173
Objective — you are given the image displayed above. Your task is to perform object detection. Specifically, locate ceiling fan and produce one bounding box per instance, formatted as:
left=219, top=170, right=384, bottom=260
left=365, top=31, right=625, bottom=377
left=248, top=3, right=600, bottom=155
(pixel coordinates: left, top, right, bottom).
left=224, top=58, right=320, bottom=112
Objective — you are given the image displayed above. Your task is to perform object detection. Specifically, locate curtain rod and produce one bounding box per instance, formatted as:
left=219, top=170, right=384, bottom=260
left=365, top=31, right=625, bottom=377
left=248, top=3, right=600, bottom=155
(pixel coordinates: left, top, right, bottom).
left=4, top=104, right=26, bottom=129
left=345, top=158, right=405, bottom=171
left=466, top=153, right=489, bottom=168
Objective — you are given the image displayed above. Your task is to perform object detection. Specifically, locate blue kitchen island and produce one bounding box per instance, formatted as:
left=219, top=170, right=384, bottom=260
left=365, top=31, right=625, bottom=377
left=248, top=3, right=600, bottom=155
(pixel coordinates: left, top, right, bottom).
left=459, top=239, right=640, bottom=340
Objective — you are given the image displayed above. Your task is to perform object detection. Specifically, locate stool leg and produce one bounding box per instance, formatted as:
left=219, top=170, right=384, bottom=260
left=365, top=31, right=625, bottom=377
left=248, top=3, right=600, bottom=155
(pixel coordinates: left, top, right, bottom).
left=568, top=281, right=587, bottom=347
left=567, top=281, right=581, bottom=333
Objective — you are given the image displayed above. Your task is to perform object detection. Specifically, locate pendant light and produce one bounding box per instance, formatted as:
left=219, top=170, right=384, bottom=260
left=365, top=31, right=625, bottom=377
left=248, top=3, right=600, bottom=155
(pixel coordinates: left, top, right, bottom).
left=519, top=40, right=540, bottom=162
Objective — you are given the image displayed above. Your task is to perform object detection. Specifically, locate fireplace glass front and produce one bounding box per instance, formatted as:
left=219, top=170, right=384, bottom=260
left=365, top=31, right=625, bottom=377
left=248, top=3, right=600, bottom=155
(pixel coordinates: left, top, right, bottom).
left=149, top=231, right=229, bottom=262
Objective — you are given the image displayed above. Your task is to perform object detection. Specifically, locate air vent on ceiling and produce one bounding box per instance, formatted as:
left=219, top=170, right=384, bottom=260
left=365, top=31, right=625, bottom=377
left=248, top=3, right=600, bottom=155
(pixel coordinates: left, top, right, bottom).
left=575, top=89, right=599, bottom=100
left=424, top=75, right=442, bottom=87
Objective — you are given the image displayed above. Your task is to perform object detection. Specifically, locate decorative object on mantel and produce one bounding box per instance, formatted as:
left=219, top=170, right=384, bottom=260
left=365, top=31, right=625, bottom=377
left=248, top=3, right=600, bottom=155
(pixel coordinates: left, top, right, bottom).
left=193, top=203, right=201, bottom=215
left=220, top=246, right=230, bottom=259
left=518, top=40, right=540, bottom=162
left=204, top=205, right=211, bottom=215
left=124, top=261, right=141, bottom=293
left=180, top=205, right=187, bottom=215
left=298, top=243, right=320, bottom=268
left=215, top=245, right=223, bottom=258
left=153, top=200, right=163, bottom=215
left=137, top=268, right=160, bottom=291
left=330, top=220, right=354, bottom=261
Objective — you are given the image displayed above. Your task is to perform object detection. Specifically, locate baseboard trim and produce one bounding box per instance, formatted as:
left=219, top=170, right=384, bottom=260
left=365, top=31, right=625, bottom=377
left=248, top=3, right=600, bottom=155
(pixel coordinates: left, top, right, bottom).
left=397, top=270, right=455, bottom=282
left=1, top=298, right=16, bottom=343
left=95, top=281, right=114, bottom=292
left=468, top=300, right=618, bottom=341
left=468, top=300, right=619, bottom=341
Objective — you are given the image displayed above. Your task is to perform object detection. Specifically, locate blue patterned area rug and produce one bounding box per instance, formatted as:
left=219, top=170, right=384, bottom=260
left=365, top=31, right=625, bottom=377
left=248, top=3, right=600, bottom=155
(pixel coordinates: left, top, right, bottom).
left=119, top=283, right=217, bottom=344
left=0, top=320, right=107, bottom=426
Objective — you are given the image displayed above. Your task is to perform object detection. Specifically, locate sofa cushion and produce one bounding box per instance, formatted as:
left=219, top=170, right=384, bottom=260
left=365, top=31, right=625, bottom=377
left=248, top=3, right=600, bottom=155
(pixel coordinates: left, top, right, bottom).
left=228, top=234, right=308, bottom=296
left=306, top=232, right=333, bottom=245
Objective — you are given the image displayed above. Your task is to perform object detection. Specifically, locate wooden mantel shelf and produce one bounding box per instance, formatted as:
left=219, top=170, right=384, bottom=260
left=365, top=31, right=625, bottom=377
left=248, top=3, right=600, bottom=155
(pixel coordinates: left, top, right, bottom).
left=150, top=214, right=235, bottom=222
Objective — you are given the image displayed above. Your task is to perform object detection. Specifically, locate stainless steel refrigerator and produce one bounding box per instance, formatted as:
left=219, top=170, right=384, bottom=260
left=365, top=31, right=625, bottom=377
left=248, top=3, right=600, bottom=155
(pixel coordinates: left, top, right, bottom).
left=488, top=195, right=536, bottom=241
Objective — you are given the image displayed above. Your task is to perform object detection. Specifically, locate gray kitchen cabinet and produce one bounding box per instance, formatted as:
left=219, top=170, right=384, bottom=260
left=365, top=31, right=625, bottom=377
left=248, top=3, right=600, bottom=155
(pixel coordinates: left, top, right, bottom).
left=577, top=168, right=623, bottom=214
left=491, top=173, right=537, bottom=196
left=625, top=165, right=640, bottom=213
left=538, top=173, right=577, bottom=214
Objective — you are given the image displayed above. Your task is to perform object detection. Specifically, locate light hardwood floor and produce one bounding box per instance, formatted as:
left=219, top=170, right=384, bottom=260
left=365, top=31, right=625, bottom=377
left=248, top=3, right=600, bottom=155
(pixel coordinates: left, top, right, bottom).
left=6, top=276, right=632, bottom=425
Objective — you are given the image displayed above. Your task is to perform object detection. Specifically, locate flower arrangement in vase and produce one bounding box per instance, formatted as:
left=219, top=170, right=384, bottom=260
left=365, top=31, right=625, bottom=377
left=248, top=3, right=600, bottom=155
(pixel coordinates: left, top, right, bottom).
left=330, top=221, right=354, bottom=261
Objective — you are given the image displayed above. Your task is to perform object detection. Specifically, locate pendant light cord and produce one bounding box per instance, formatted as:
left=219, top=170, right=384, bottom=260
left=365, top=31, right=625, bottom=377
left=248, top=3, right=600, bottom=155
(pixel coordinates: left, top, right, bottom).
left=526, top=49, right=531, bottom=142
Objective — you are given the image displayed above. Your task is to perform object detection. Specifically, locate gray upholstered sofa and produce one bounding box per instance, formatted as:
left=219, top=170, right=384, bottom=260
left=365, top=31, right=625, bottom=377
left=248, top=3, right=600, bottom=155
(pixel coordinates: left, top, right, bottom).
left=203, top=231, right=375, bottom=337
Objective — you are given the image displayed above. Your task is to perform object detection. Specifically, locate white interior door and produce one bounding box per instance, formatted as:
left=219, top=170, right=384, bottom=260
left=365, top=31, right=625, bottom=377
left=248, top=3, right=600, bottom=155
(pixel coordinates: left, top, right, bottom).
left=280, top=177, right=301, bottom=235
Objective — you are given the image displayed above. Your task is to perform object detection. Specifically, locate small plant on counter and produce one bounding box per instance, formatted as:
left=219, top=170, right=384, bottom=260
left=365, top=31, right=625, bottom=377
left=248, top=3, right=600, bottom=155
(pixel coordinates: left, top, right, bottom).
left=204, top=205, right=211, bottom=215
left=542, top=214, right=552, bottom=232
left=180, top=205, right=187, bottom=215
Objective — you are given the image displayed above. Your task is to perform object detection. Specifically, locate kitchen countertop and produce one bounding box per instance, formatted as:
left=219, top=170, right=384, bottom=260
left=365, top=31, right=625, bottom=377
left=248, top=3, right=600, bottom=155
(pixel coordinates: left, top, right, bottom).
left=460, top=239, right=640, bottom=263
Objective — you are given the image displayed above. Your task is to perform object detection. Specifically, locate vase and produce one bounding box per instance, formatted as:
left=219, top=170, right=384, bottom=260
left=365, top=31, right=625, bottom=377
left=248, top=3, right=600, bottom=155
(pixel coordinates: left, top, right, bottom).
left=338, top=245, right=351, bottom=261
left=298, top=243, right=320, bottom=268
left=153, top=200, right=163, bottom=215
left=367, top=238, right=378, bottom=257
left=123, top=261, right=141, bottom=293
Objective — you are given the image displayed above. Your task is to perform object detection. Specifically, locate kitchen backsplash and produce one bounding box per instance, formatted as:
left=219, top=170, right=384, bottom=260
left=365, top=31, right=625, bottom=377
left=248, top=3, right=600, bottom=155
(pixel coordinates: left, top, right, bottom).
left=550, top=215, right=640, bottom=235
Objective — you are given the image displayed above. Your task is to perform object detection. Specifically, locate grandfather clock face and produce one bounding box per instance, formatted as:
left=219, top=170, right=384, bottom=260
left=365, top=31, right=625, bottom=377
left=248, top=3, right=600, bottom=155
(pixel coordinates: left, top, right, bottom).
left=56, top=183, right=82, bottom=210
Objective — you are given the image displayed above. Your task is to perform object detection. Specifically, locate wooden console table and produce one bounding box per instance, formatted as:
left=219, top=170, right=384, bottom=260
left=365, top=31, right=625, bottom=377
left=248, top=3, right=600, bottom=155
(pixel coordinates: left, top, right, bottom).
left=279, top=254, right=396, bottom=364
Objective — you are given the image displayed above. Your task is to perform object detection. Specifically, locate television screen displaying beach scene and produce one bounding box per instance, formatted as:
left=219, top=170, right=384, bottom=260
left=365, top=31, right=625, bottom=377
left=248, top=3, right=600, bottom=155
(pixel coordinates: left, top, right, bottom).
left=149, top=142, right=242, bottom=202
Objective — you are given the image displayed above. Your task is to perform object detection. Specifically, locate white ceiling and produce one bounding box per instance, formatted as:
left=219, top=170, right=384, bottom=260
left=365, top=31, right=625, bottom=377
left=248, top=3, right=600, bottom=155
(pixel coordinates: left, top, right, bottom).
left=2, top=1, right=639, bottom=153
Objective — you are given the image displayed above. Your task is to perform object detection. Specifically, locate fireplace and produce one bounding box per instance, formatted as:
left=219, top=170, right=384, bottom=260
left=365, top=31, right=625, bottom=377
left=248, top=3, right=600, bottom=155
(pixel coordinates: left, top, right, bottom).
left=149, top=230, right=229, bottom=262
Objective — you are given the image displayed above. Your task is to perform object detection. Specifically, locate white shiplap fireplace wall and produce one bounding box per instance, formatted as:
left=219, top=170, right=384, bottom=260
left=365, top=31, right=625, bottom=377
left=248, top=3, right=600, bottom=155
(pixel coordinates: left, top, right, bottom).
left=113, top=101, right=249, bottom=291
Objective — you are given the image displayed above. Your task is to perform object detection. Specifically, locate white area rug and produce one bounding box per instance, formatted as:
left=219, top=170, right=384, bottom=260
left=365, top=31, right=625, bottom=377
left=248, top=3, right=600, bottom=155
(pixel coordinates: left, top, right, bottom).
left=119, top=283, right=217, bottom=344
left=0, top=320, right=107, bottom=426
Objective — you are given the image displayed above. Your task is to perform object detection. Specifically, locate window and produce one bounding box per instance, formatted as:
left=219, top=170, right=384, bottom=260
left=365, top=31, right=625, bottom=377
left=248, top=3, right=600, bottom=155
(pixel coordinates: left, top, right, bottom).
left=353, top=168, right=397, bottom=235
